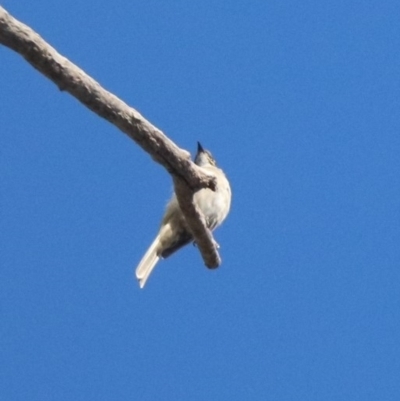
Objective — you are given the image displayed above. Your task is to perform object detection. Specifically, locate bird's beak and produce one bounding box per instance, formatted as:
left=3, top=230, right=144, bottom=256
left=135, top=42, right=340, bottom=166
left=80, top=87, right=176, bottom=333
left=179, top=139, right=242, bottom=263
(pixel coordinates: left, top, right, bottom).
left=197, top=141, right=205, bottom=153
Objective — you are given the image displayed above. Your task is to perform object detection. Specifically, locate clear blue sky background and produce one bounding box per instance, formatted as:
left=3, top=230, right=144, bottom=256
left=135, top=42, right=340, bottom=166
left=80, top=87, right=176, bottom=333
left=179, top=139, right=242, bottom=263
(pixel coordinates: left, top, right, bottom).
left=1, top=1, right=400, bottom=400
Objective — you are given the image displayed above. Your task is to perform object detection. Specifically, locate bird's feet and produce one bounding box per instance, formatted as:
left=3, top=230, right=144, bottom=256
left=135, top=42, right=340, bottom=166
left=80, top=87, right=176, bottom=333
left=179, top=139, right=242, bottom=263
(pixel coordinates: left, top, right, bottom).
left=193, top=239, right=220, bottom=249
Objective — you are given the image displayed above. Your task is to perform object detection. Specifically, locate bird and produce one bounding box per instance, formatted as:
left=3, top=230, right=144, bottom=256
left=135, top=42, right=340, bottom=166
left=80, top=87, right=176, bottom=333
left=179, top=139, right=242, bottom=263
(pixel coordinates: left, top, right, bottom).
left=135, top=142, right=231, bottom=288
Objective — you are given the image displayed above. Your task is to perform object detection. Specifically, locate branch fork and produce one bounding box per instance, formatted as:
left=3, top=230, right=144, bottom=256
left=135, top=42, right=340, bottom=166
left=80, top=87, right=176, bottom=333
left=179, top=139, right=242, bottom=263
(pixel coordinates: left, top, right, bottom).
left=0, top=6, right=221, bottom=268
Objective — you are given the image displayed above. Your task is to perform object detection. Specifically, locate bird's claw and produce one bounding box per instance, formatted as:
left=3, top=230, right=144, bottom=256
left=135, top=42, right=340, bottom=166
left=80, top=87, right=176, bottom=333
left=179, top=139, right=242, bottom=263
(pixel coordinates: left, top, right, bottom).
left=193, top=240, right=220, bottom=249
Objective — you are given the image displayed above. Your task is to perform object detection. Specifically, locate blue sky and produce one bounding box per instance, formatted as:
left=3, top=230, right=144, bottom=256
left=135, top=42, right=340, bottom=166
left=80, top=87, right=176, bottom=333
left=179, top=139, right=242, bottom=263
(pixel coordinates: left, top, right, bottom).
left=1, top=1, right=400, bottom=400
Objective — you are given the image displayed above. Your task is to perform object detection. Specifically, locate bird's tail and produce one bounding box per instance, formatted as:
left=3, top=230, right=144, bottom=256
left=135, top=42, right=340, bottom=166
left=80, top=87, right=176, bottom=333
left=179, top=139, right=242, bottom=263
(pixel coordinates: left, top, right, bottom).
left=135, top=235, right=161, bottom=288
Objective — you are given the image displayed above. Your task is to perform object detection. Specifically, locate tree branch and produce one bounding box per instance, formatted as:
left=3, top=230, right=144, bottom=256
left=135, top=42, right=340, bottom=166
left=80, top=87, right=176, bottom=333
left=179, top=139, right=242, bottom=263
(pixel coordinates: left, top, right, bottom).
left=0, top=6, right=222, bottom=269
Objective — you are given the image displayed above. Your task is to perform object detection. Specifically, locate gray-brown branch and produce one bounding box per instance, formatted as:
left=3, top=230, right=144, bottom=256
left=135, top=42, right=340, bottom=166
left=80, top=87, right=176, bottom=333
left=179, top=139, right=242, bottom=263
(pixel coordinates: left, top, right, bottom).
left=0, top=6, right=222, bottom=268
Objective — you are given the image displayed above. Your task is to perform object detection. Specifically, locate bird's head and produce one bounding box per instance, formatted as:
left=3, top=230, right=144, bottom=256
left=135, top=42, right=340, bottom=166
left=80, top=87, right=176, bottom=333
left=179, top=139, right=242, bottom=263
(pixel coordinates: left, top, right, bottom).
left=194, top=142, right=217, bottom=167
